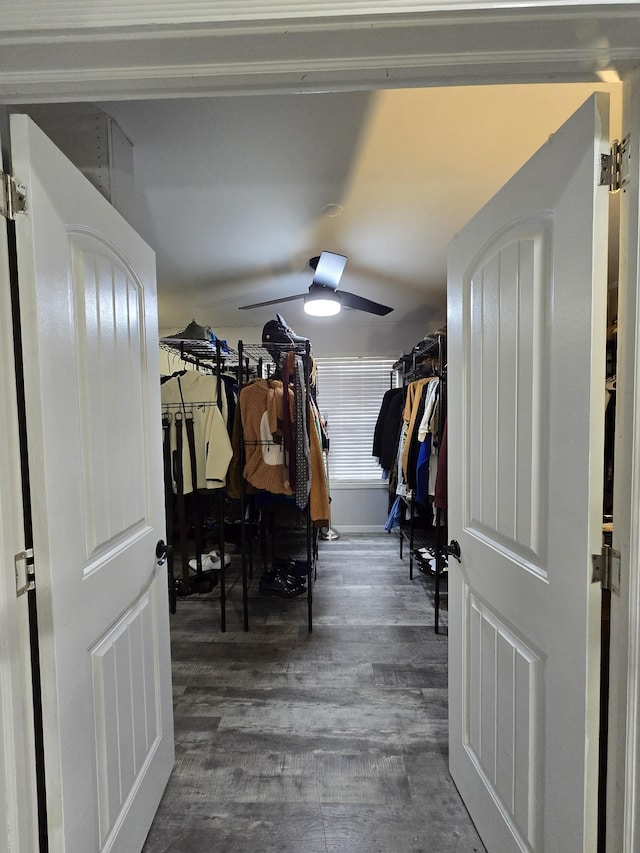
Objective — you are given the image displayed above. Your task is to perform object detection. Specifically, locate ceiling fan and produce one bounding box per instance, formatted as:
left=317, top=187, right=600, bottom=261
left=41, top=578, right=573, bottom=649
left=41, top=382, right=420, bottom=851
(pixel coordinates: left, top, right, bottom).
left=239, top=252, right=393, bottom=317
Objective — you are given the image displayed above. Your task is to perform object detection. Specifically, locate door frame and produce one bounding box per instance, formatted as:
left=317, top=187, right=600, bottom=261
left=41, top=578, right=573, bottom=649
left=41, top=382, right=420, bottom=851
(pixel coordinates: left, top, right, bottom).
left=0, top=2, right=640, bottom=102
left=2, top=5, right=640, bottom=851
left=607, top=71, right=640, bottom=853
left=0, top=109, right=39, bottom=853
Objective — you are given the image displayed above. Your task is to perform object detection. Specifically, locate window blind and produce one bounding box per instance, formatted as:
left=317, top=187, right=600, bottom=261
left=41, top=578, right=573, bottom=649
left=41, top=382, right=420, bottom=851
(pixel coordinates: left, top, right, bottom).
left=315, top=356, right=396, bottom=484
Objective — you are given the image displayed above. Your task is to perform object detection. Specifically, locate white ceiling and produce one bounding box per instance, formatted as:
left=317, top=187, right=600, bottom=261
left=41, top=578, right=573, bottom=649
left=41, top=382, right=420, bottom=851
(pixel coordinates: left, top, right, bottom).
left=95, top=81, right=620, bottom=341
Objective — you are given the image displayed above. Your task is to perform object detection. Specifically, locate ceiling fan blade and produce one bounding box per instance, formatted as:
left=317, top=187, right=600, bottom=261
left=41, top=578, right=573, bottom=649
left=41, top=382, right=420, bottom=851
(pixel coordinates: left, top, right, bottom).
left=239, top=293, right=305, bottom=310
left=339, top=290, right=394, bottom=316
left=312, top=251, right=348, bottom=291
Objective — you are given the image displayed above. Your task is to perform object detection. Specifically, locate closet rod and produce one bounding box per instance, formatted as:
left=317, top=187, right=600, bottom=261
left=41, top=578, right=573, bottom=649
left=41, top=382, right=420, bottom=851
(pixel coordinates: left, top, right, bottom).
left=161, top=401, right=221, bottom=409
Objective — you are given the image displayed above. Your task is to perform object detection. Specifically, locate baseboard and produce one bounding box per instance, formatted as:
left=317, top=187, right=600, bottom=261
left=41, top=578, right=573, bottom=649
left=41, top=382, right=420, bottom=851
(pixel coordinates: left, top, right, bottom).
left=325, top=525, right=392, bottom=534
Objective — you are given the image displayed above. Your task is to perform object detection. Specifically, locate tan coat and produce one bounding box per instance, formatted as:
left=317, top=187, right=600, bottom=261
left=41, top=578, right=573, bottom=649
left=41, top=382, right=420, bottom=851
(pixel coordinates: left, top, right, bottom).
left=229, top=378, right=329, bottom=526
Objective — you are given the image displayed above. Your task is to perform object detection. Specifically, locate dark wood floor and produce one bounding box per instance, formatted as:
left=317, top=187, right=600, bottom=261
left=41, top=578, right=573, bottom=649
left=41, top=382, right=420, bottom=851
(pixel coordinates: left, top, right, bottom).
left=143, top=532, right=485, bottom=852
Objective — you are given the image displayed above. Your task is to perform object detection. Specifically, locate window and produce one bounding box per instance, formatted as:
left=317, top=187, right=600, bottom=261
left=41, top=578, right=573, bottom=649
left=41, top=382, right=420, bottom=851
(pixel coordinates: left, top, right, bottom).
left=315, top=356, right=396, bottom=485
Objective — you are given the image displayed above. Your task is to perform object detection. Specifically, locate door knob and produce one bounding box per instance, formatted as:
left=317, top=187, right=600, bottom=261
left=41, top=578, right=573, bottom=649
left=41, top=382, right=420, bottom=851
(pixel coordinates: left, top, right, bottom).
left=447, top=540, right=462, bottom=563
left=156, top=539, right=169, bottom=566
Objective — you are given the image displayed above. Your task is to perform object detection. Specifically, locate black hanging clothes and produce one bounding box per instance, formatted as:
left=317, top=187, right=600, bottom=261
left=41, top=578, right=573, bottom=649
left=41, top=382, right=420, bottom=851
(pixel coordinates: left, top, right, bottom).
left=372, top=387, right=404, bottom=473
left=434, top=417, right=448, bottom=510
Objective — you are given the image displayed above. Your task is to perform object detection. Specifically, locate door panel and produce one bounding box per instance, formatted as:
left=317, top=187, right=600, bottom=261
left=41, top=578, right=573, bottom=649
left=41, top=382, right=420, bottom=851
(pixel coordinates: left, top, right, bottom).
left=448, top=94, right=609, bottom=852
left=10, top=113, right=174, bottom=852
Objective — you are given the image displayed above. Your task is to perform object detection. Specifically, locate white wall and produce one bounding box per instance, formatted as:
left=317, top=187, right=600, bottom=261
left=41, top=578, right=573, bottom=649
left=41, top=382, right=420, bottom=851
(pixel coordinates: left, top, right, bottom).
left=328, top=483, right=390, bottom=532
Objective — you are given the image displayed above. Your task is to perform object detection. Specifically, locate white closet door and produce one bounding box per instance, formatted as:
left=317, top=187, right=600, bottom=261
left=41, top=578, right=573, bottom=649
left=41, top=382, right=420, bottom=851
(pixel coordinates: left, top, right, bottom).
left=11, top=113, right=174, bottom=853
left=448, top=93, right=610, bottom=852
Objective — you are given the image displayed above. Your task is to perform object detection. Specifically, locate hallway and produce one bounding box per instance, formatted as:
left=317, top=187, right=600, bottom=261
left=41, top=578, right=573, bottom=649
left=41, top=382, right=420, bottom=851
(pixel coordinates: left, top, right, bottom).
left=142, top=532, right=484, bottom=852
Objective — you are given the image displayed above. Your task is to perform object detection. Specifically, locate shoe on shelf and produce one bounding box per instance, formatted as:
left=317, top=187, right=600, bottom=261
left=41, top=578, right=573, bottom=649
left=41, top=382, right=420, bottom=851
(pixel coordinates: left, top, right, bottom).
left=417, top=558, right=435, bottom=574
left=188, top=555, right=222, bottom=574
left=208, top=549, right=232, bottom=567
left=417, top=546, right=435, bottom=558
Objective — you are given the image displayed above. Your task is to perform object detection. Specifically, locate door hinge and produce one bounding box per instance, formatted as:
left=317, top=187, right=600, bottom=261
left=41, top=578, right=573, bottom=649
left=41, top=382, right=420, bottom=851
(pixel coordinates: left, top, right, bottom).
left=1, top=170, right=27, bottom=220
left=600, top=136, right=630, bottom=192
left=591, top=545, right=620, bottom=595
left=15, top=548, right=35, bottom=596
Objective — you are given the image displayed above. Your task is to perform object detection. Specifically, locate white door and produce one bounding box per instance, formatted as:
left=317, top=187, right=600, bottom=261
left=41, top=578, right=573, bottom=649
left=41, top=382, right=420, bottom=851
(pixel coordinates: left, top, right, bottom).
left=448, top=93, right=610, bottom=852
left=10, top=113, right=174, bottom=853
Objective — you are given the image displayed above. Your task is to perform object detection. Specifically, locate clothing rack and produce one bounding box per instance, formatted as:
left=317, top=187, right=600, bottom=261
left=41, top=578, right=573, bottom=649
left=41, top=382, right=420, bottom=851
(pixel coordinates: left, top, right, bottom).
left=433, top=336, right=447, bottom=633
left=160, top=335, right=237, bottom=631
left=236, top=339, right=316, bottom=632
left=389, top=329, right=448, bottom=633
left=160, top=335, right=239, bottom=370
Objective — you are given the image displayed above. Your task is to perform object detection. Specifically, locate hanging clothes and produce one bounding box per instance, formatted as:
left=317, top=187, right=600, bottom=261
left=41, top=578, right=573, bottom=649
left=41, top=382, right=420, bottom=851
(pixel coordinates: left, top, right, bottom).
left=603, top=375, right=616, bottom=516
left=385, top=495, right=403, bottom=531
left=237, top=378, right=294, bottom=496
left=401, top=379, right=429, bottom=480
left=434, top=417, right=448, bottom=510
left=415, top=434, right=432, bottom=506
left=372, top=387, right=404, bottom=473
left=293, top=354, right=311, bottom=511
left=233, top=374, right=330, bottom=526
left=416, top=379, right=441, bottom=504
left=281, top=351, right=296, bottom=490
left=161, top=370, right=233, bottom=494
left=307, top=394, right=329, bottom=525
left=402, top=377, right=438, bottom=490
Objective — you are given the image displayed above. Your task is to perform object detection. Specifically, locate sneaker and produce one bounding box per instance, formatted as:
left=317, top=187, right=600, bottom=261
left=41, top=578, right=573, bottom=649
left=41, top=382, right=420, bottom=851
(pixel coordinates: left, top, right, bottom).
left=188, top=555, right=221, bottom=573
left=208, top=549, right=232, bottom=568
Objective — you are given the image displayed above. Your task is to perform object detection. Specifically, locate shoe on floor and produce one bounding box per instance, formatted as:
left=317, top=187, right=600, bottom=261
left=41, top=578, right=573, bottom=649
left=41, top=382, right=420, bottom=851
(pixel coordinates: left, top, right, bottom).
left=175, top=573, right=218, bottom=595
left=259, top=573, right=306, bottom=598
left=189, top=555, right=222, bottom=573
left=271, top=558, right=307, bottom=586
left=208, top=549, right=232, bottom=567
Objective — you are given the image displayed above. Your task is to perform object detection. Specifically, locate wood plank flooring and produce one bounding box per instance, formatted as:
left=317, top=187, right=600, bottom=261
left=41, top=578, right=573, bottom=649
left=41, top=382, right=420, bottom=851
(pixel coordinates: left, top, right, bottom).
left=143, top=532, right=485, bottom=853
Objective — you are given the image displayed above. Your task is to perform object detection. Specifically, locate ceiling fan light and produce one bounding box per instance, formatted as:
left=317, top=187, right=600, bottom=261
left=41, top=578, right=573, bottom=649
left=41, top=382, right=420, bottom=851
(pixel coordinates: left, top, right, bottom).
left=304, top=291, right=341, bottom=317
